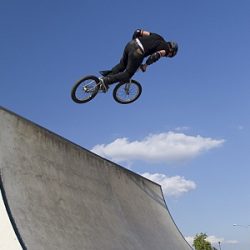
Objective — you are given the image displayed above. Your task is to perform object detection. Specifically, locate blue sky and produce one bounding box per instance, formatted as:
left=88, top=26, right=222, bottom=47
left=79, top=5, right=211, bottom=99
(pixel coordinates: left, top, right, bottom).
left=1, top=0, right=250, bottom=249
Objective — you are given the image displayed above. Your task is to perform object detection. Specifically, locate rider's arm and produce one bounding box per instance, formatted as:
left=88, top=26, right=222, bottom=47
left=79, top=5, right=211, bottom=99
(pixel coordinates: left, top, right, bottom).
left=132, top=29, right=151, bottom=39
left=145, top=50, right=166, bottom=65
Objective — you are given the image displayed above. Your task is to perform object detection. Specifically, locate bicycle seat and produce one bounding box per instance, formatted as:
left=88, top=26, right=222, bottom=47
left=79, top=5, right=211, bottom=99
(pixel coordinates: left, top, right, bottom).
left=99, top=70, right=112, bottom=76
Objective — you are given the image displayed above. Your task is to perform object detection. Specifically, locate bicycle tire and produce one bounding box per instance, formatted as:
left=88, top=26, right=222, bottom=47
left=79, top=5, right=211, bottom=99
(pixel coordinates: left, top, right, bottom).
left=113, top=80, right=142, bottom=104
left=71, top=75, right=99, bottom=103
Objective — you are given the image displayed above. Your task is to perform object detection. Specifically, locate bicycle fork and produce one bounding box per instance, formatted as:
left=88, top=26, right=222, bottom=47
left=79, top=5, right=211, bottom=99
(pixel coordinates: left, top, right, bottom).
left=124, top=80, right=132, bottom=94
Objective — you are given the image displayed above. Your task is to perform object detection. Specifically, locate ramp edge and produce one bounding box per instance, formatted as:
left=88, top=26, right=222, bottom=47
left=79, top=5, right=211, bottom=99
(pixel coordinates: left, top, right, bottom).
left=0, top=174, right=27, bottom=250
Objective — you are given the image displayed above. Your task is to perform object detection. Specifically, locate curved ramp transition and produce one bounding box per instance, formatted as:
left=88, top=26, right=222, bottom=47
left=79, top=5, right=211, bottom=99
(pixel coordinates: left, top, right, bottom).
left=0, top=107, right=192, bottom=250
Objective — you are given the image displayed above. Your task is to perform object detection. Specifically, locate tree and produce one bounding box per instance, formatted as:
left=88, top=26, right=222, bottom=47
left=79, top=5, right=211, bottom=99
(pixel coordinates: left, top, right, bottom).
left=193, top=233, right=213, bottom=250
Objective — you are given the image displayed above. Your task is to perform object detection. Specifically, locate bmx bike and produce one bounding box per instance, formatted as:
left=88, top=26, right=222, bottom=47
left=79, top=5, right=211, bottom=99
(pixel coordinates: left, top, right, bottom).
left=71, top=70, right=142, bottom=104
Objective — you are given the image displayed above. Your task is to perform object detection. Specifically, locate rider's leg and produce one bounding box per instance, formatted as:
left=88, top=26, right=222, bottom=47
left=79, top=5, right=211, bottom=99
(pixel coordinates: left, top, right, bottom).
left=109, top=49, right=128, bottom=74
left=102, top=48, right=143, bottom=86
left=98, top=44, right=129, bottom=92
left=104, top=42, right=129, bottom=77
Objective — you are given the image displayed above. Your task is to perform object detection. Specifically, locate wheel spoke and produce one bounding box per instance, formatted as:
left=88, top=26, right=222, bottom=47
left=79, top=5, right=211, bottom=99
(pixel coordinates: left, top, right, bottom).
left=71, top=76, right=99, bottom=103
left=114, top=81, right=141, bottom=104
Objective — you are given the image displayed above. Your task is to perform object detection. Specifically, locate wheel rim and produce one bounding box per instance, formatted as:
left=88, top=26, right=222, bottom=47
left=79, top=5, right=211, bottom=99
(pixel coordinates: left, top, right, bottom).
left=115, top=83, right=140, bottom=103
left=73, top=79, right=97, bottom=102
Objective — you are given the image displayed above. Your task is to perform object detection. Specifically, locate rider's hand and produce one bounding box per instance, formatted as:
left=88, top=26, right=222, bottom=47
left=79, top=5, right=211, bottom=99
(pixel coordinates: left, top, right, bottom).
left=140, top=64, right=147, bottom=72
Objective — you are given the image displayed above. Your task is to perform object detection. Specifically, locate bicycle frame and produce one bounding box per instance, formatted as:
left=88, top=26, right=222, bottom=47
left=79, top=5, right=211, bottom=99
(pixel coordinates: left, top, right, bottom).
left=83, top=79, right=102, bottom=93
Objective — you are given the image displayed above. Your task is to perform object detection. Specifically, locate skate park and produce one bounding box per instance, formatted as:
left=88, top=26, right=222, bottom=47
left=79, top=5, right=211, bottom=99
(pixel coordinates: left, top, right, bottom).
left=1, top=1, right=249, bottom=249
left=0, top=107, right=192, bottom=250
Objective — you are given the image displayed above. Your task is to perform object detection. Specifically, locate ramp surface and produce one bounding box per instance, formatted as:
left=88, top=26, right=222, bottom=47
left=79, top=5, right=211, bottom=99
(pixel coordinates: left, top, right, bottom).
left=0, top=107, right=192, bottom=250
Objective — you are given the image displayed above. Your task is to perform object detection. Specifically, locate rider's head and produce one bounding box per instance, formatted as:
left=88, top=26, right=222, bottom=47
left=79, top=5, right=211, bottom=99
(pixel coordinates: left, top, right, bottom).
left=166, top=42, right=178, bottom=57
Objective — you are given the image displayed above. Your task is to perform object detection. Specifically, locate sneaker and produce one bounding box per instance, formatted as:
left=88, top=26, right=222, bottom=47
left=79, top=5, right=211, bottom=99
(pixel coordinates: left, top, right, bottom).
left=98, top=78, right=109, bottom=93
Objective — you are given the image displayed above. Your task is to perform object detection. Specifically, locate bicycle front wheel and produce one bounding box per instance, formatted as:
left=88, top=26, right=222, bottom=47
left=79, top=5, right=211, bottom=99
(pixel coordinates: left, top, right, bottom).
left=71, top=75, right=99, bottom=103
left=113, top=80, right=142, bottom=104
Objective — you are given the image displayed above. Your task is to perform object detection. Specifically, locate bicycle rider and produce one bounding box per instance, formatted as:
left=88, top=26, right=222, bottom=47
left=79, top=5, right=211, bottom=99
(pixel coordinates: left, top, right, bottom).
left=99, top=29, right=178, bottom=91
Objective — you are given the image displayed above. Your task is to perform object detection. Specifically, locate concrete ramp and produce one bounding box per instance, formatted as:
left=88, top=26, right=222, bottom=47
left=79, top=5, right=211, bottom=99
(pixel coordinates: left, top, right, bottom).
left=0, top=107, right=192, bottom=250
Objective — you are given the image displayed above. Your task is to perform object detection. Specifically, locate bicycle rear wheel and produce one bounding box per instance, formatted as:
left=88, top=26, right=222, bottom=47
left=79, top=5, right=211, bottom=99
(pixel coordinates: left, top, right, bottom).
left=71, top=75, right=99, bottom=103
left=113, top=80, right=142, bottom=104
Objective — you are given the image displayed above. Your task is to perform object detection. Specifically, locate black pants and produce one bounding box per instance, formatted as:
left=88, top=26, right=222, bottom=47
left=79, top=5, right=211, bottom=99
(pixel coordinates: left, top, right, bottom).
left=106, top=40, right=145, bottom=85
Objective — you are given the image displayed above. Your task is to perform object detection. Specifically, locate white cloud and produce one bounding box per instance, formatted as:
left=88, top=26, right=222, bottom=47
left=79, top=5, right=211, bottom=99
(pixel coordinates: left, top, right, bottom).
left=207, top=235, right=238, bottom=245
left=207, top=235, right=224, bottom=244
left=91, top=131, right=225, bottom=165
left=174, top=126, right=190, bottom=132
left=185, top=236, right=194, bottom=246
left=224, top=240, right=238, bottom=244
left=185, top=235, right=238, bottom=247
left=142, top=173, right=196, bottom=197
